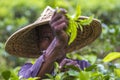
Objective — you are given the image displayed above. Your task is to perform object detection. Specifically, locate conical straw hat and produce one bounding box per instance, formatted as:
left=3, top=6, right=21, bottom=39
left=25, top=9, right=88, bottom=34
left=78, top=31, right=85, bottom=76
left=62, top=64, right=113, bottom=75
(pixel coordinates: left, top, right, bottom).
left=5, top=6, right=102, bottom=58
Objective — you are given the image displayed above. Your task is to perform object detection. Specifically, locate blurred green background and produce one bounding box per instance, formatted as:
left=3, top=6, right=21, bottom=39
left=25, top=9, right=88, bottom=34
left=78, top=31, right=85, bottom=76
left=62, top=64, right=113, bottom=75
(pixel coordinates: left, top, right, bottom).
left=0, top=0, right=120, bottom=79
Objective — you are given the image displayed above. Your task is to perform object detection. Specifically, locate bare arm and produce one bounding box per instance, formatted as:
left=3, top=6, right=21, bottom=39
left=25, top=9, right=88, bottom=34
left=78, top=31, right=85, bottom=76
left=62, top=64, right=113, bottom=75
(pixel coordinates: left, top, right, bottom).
left=37, top=9, right=68, bottom=78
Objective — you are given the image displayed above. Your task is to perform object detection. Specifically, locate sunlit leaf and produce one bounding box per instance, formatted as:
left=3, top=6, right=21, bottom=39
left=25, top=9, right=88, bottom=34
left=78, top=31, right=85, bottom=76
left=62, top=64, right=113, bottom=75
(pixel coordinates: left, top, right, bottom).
left=78, top=23, right=83, bottom=32
left=80, top=16, right=93, bottom=25
left=65, top=6, right=93, bottom=45
left=68, top=20, right=77, bottom=45
left=103, top=52, right=120, bottom=62
left=75, top=5, right=81, bottom=19
left=114, top=68, right=120, bottom=77
left=54, top=62, right=60, bottom=74
left=45, top=74, right=54, bottom=79
left=28, top=77, right=40, bottom=80
left=67, top=70, right=79, bottom=76
left=78, top=71, right=91, bottom=80
left=55, top=75, right=61, bottom=80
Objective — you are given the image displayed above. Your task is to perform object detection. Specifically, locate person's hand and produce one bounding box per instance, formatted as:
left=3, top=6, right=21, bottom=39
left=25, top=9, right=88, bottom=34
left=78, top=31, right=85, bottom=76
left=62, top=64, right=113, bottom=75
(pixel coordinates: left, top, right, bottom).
left=59, top=58, right=91, bottom=71
left=49, top=8, right=68, bottom=44
left=59, top=58, right=80, bottom=71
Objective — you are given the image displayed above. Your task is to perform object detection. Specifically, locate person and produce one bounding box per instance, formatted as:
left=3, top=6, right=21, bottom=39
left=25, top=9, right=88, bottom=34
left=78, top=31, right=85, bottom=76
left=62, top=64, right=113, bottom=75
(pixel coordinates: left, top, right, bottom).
left=5, top=6, right=102, bottom=79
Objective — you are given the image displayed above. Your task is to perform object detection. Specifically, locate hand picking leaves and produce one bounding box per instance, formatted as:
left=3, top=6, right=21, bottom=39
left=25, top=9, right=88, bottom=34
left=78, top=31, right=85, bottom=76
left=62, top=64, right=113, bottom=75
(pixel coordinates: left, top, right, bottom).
left=57, top=6, right=93, bottom=45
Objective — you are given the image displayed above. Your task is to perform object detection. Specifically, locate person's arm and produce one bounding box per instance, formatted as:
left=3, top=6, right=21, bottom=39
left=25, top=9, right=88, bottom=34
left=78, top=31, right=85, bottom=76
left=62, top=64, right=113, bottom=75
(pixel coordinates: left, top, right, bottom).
left=37, top=9, right=68, bottom=78
left=18, top=52, right=45, bottom=79
left=18, top=9, right=68, bottom=80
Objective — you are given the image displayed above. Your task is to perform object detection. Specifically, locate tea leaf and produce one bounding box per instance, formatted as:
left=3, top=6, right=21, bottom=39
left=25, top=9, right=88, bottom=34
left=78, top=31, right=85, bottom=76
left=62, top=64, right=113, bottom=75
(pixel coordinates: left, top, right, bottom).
left=114, top=68, right=120, bottom=77
left=75, top=5, right=81, bottom=19
left=68, top=20, right=77, bottom=45
left=1, top=70, right=11, bottom=80
left=78, top=71, right=91, bottom=80
left=103, top=52, right=120, bottom=62
left=67, top=70, right=79, bottom=76
left=78, top=23, right=83, bottom=31
left=27, top=77, right=40, bottom=80
left=57, top=6, right=93, bottom=45
left=45, top=74, right=54, bottom=79
left=80, top=16, right=93, bottom=25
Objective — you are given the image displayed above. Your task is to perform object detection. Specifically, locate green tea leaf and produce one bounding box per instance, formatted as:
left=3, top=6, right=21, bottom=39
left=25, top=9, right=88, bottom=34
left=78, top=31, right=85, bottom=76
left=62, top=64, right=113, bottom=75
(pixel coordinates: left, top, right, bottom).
left=85, top=65, right=97, bottom=71
left=54, top=62, right=60, bottom=74
left=55, top=75, right=61, bottom=80
left=114, top=68, right=120, bottom=77
left=67, top=70, right=79, bottom=76
left=75, top=5, right=81, bottom=19
left=80, top=16, right=93, bottom=25
left=78, top=71, right=91, bottom=80
left=103, top=52, right=120, bottom=62
left=78, top=23, right=83, bottom=32
left=27, top=77, right=40, bottom=80
left=1, top=70, right=11, bottom=80
left=65, top=6, right=93, bottom=45
left=45, top=74, right=54, bottom=79
left=68, top=20, right=77, bottom=45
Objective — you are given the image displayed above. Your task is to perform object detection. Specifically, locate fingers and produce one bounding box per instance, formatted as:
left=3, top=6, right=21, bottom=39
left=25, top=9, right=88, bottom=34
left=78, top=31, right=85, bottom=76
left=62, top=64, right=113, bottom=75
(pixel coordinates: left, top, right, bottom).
left=51, top=16, right=67, bottom=27
left=53, top=8, right=67, bottom=17
left=50, top=11, right=68, bottom=26
left=49, top=8, right=68, bottom=43
left=51, top=22, right=67, bottom=33
left=58, top=8, right=67, bottom=14
left=65, top=61, right=78, bottom=66
left=50, top=15, right=68, bottom=32
left=50, top=12, right=62, bottom=23
left=59, top=58, right=72, bottom=68
left=49, top=8, right=68, bottom=31
left=50, top=8, right=67, bottom=23
left=59, top=58, right=80, bottom=69
left=60, top=59, right=91, bottom=71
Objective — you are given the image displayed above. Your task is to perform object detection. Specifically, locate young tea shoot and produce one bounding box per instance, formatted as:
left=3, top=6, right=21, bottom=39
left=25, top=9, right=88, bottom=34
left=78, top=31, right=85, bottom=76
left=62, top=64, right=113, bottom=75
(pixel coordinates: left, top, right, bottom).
left=57, top=6, right=93, bottom=45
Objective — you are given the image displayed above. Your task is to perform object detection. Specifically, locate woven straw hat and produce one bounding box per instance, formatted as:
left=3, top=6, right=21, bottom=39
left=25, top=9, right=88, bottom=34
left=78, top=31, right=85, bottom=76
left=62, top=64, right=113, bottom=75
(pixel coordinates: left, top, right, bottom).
left=5, top=6, right=102, bottom=58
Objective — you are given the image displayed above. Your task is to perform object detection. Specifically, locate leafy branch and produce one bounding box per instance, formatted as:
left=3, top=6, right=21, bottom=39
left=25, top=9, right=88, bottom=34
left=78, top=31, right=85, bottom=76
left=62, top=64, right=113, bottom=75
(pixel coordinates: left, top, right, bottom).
left=58, top=6, right=93, bottom=45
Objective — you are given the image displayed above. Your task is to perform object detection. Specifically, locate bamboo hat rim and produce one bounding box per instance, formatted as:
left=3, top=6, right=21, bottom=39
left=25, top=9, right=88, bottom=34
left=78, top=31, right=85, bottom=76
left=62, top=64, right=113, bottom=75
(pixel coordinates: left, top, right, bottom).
left=5, top=6, right=102, bottom=58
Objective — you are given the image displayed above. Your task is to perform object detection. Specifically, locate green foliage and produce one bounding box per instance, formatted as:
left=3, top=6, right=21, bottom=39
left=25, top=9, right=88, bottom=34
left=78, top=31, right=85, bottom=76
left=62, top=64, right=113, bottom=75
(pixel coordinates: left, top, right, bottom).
left=114, top=69, right=120, bottom=77
left=0, top=0, right=120, bottom=80
left=65, top=5, right=93, bottom=44
left=1, top=70, right=11, bottom=80
left=43, top=53, right=120, bottom=80
left=103, top=52, right=120, bottom=62
left=1, top=67, right=20, bottom=80
left=1, top=67, right=39, bottom=80
left=22, top=77, right=39, bottom=80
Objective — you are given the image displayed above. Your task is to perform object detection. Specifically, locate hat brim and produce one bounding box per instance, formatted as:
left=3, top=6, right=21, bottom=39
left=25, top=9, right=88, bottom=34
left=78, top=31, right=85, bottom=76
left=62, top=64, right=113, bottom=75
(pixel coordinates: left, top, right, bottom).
left=5, top=16, right=101, bottom=58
